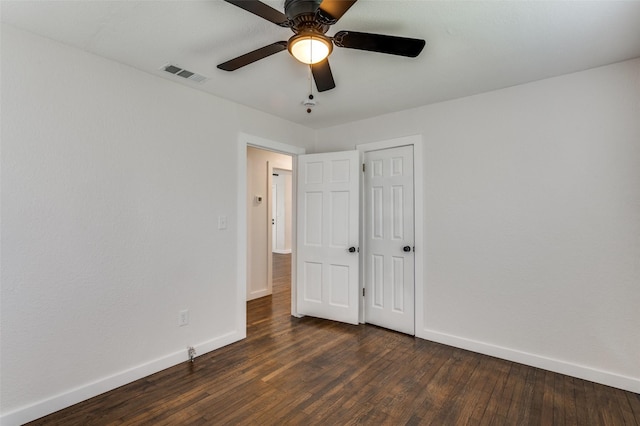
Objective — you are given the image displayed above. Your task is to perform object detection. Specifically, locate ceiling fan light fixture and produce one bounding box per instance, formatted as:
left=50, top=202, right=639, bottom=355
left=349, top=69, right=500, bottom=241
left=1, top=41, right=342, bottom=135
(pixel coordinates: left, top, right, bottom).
left=288, top=33, right=332, bottom=64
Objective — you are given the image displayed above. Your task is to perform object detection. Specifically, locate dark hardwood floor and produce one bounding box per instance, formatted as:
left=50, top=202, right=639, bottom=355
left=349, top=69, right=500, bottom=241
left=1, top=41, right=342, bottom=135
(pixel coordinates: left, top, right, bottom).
left=29, top=253, right=640, bottom=425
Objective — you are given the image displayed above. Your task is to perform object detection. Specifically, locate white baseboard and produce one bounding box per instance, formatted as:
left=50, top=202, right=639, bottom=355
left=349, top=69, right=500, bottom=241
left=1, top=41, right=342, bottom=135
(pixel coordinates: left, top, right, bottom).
left=246, top=288, right=271, bottom=301
left=272, top=249, right=291, bottom=254
left=0, top=330, right=244, bottom=426
left=417, top=328, right=640, bottom=394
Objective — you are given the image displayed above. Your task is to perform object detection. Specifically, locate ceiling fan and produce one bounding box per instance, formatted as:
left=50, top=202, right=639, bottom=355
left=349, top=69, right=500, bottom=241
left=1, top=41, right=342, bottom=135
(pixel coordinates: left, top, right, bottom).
left=217, top=0, right=426, bottom=92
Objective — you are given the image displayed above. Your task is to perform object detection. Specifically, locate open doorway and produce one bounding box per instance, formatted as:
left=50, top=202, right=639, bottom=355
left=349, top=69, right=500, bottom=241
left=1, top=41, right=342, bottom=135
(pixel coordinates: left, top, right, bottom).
left=271, top=169, right=292, bottom=254
left=246, top=146, right=293, bottom=315
left=238, top=134, right=423, bottom=340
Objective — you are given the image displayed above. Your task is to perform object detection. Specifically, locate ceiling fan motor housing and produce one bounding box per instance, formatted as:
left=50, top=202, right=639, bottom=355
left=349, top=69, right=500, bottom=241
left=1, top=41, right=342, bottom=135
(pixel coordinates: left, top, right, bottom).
left=285, top=0, right=322, bottom=21
left=285, top=0, right=331, bottom=35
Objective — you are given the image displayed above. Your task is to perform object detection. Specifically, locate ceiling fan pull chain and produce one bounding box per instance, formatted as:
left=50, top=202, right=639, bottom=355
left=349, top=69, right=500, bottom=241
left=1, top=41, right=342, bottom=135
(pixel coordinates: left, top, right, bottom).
left=305, top=64, right=314, bottom=114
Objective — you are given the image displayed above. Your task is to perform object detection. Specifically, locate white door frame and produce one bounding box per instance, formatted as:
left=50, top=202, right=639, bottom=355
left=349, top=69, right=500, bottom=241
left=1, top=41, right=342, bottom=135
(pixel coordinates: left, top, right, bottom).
left=356, top=135, right=424, bottom=333
left=237, top=133, right=422, bottom=335
left=237, top=133, right=306, bottom=336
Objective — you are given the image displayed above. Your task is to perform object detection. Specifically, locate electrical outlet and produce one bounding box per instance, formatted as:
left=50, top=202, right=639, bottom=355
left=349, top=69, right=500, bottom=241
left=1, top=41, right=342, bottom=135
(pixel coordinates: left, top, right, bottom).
left=179, top=309, right=189, bottom=327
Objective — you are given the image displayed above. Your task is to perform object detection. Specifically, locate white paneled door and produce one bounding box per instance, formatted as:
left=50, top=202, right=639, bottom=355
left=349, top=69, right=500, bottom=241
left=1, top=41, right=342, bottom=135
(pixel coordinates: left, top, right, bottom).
left=364, top=145, right=415, bottom=335
left=297, top=151, right=360, bottom=325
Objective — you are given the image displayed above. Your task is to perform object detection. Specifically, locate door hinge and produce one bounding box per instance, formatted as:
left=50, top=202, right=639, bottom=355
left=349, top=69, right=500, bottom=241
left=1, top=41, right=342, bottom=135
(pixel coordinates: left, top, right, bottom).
left=362, top=163, right=366, bottom=173
left=362, top=288, right=365, bottom=297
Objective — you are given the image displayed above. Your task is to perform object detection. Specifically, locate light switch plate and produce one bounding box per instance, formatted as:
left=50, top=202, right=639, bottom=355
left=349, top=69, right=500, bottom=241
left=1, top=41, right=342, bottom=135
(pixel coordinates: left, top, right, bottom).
left=218, top=215, right=228, bottom=230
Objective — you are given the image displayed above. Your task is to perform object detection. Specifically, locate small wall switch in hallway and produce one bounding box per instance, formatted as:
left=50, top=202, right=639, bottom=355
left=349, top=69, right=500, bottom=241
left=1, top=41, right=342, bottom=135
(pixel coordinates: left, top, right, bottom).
left=218, top=215, right=228, bottom=230
left=179, top=309, right=189, bottom=327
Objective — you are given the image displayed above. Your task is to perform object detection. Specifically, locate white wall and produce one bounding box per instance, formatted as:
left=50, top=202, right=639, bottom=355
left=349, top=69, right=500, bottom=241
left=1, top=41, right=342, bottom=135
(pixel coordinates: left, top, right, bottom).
left=0, top=25, right=311, bottom=424
left=246, top=147, right=292, bottom=300
left=316, top=58, right=640, bottom=392
left=2, top=20, right=638, bottom=424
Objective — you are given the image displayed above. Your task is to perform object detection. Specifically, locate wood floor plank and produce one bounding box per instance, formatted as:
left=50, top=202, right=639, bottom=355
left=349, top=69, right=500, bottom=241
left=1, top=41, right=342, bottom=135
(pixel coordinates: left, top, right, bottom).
left=540, top=369, right=556, bottom=425
left=615, top=387, right=640, bottom=425
left=585, top=377, right=609, bottom=425
left=628, top=391, right=640, bottom=424
left=430, top=353, right=484, bottom=425
left=563, top=375, right=579, bottom=425
left=552, top=371, right=566, bottom=426
left=473, top=356, right=510, bottom=425
left=487, top=362, right=517, bottom=424
left=27, top=254, right=640, bottom=425
left=504, top=361, right=529, bottom=423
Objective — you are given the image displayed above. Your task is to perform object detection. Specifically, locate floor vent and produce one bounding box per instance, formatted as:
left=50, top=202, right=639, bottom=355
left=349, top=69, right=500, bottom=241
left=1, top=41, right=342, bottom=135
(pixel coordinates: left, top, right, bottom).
left=161, top=64, right=208, bottom=83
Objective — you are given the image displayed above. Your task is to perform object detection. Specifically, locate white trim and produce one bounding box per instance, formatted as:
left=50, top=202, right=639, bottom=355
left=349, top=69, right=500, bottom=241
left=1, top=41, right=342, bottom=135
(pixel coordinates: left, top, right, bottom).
left=272, top=249, right=292, bottom=254
left=357, top=150, right=365, bottom=324
left=266, top=161, right=274, bottom=298
left=290, top=159, right=300, bottom=317
left=246, top=288, right=271, bottom=301
left=356, top=135, right=424, bottom=335
left=355, top=135, right=420, bottom=153
left=0, top=331, right=242, bottom=426
left=413, top=138, right=424, bottom=338
left=238, top=133, right=304, bottom=320
left=236, top=138, right=248, bottom=338
left=418, top=328, right=640, bottom=394
left=244, top=133, right=306, bottom=156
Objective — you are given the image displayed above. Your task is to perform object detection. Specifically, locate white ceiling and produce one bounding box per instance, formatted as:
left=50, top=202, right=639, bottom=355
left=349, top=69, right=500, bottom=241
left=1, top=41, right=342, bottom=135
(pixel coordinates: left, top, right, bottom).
left=3, top=0, right=640, bottom=129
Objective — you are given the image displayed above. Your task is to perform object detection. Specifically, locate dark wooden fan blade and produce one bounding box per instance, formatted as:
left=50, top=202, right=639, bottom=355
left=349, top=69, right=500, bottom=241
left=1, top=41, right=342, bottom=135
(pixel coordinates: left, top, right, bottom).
left=223, top=0, right=289, bottom=26
left=318, top=0, right=358, bottom=22
left=334, top=30, right=425, bottom=57
left=217, top=42, right=288, bottom=71
left=311, top=59, right=336, bottom=92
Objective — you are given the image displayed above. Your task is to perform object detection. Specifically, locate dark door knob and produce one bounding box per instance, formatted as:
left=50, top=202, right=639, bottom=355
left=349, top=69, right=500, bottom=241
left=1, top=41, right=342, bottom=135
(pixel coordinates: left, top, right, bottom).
left=348, top=246, right=357, bottom=253
left=403, top=246, right=411, bottom=252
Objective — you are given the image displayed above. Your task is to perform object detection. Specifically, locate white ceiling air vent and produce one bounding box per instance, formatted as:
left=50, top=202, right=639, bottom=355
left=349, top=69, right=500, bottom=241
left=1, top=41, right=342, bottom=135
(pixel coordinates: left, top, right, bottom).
left=161, top=64, right=208, bottom=83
